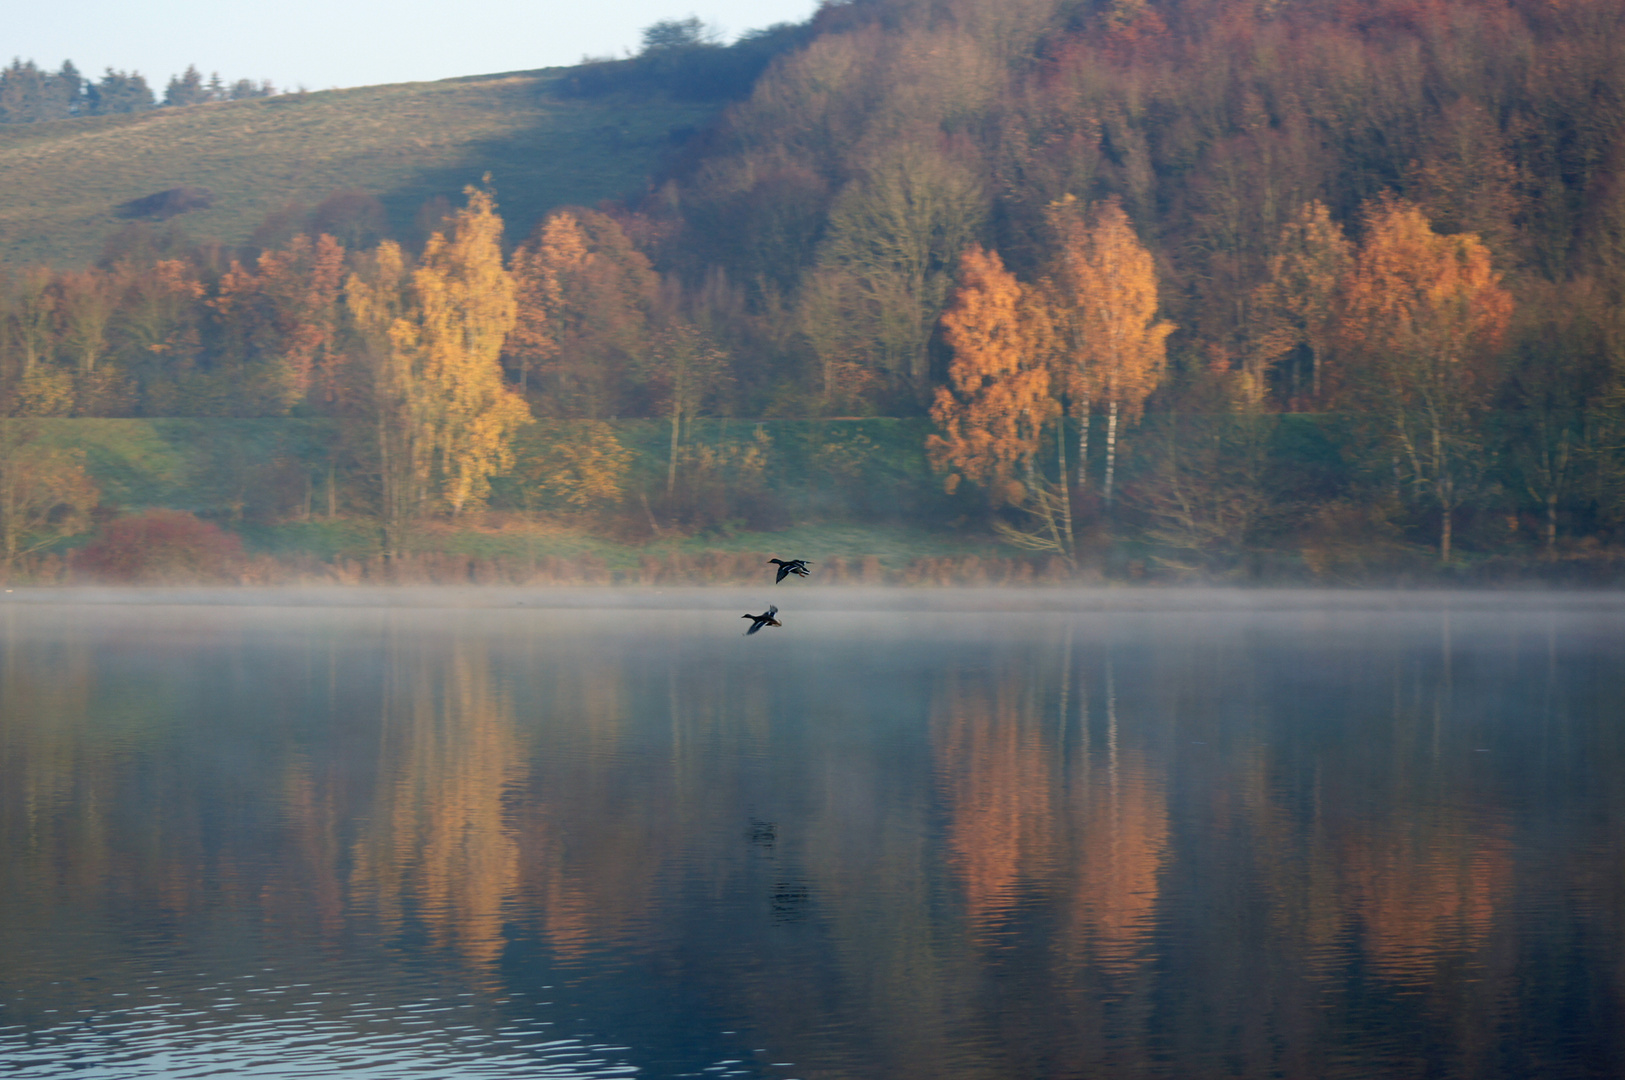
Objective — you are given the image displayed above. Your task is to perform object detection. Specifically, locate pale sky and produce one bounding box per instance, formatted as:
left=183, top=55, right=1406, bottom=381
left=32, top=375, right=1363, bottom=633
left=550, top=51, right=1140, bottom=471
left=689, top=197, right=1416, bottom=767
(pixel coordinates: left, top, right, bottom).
left=9, top=0, right=823, bottom=93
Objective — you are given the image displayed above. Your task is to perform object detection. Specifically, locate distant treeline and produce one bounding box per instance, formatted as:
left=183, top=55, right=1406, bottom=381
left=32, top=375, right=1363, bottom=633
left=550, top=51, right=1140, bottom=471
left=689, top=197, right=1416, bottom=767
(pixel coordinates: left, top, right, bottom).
left=0, top=59, right=275, bottom=123
left=557, top=17, right=816, bottom=101
left=3, top=0, right=1625, bottom=578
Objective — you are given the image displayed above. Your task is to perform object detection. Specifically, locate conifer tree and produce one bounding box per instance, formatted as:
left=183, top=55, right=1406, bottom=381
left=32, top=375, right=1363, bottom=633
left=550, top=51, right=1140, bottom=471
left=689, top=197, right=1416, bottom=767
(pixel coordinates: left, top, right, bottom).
left=86, top=69, right=153, bottom=114
left=164, top=66, right=208, bottom=107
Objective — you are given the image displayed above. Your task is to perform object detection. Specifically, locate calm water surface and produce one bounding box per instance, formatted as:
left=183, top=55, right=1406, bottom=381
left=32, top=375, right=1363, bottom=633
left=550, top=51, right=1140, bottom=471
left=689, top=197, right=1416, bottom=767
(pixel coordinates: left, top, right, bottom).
left=1, top=589, right=1622, bottom=1079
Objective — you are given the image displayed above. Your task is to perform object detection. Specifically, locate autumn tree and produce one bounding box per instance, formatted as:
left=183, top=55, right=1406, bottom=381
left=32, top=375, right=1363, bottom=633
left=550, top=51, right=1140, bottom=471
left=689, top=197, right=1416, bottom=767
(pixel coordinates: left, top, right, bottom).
left=56, top=269, right=122, bottom=413
left=523, top=421, right=634, bottom=513
left=209, top=233, right=345, bottom=413
left=346, top=187, right=528, bottom=558
left=1251, top=201, right=1354, bottom=406
left=794, top=266, right=882, bottom=413
left=1498, top=280, right=1608, bottom=558
left=0, top=424, right=98, bottom=575
left=1339, top=196, right=1513, bottom=563
left=110, top=258, right=205, bottom=414
left=809, top=139, right=984, bottom=404
left=642, top=319, right=731, bottom=497
left=508, top=209, right=657, bottom=418
left=345, top=242, right=415, bottom=552
left=4, top=268, right=55, bottom=377
left=1, top=269, right=73, bottom=416
left=505, top=239, right=562, bottom=396
left=928, top=246, right=1068, bottom=552
left=1044, top=196, right=1172, bottom=507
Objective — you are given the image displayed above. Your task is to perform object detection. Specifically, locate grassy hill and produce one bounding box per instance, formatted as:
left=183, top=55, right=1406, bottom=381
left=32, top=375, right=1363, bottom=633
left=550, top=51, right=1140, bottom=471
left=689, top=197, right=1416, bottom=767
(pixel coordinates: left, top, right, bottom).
left=0, top=71, right=720, bottom=267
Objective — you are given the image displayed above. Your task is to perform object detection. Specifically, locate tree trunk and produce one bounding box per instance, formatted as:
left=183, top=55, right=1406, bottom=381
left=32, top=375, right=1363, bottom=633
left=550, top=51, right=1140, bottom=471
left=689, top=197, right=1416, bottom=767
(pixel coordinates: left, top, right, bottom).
left=0, top=476, right=14, bottom=575
left=1057, top=420, right=1074, bottom=559
left=1439, top=470, right=1454, bottom=564
left=667, top=407, right=681, bottom=498
left=1104, top=400, right=1119, bottom=509
left=1543, top=426, right=1569, bottom=560
left=1077, top=395, right=1090, bottom=490
left=378, top=412, right=404, bottom=563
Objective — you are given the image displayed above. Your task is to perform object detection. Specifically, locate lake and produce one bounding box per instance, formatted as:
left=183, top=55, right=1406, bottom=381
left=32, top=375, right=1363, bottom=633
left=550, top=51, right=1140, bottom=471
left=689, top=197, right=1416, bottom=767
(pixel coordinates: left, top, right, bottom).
left=1, top=588, right=1622, bottom=1079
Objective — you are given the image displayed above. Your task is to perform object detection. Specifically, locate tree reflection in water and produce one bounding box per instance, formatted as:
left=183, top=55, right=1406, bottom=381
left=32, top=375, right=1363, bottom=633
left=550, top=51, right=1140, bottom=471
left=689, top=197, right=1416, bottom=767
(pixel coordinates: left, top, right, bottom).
left=0, top=596, right=1622, bottom=1080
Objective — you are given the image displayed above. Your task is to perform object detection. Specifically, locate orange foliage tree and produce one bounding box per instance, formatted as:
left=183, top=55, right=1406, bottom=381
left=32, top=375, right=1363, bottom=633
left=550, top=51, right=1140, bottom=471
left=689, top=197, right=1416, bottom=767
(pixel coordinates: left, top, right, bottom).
left=209, top=233, right=346, bottom=413
left=1339, top=196, right=1513, bottom=562
left=929, top=246, right=1067, bottom=551
left=507, top=209, right=657, bottom=419
left=505, top=237, right=562, bottom=397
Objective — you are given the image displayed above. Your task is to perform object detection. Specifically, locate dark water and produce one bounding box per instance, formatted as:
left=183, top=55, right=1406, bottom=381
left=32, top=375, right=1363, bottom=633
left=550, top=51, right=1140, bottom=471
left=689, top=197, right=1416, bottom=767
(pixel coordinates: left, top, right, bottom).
left=2, top=589, right=1622, bottom=1079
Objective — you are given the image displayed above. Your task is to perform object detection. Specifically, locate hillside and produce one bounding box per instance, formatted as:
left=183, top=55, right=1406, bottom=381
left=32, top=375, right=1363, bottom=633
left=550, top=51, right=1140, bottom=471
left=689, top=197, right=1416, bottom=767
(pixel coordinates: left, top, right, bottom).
left=0, top=71, right=719, bottom=266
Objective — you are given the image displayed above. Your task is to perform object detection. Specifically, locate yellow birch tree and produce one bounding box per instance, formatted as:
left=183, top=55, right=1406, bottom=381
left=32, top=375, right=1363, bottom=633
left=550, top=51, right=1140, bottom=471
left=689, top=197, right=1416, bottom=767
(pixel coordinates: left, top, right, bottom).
left=346, top=186, right=527, bottom=557
left=1045, top=196, right=1173, bottom=507
left=410, top=188, right=526, bottom=516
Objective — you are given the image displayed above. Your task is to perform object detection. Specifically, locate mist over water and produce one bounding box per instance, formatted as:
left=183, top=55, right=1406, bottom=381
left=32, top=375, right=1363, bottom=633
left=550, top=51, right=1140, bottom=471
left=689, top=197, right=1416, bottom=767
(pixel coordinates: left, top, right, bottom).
left=1, top=589, right=1622, bottom=1079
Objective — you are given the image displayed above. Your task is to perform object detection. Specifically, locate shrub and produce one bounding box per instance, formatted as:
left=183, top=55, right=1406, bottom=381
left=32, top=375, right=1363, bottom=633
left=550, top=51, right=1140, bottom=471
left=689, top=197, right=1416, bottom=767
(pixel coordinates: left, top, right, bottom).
left=75, top=509, right=244, bottom=583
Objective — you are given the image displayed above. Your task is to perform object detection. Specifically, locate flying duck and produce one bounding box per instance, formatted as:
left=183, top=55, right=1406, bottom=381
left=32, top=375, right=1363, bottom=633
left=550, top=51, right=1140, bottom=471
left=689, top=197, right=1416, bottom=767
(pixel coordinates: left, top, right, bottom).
left=743, top=605, right=782, bottom=635
left=769, top=558, right=811, bottom=583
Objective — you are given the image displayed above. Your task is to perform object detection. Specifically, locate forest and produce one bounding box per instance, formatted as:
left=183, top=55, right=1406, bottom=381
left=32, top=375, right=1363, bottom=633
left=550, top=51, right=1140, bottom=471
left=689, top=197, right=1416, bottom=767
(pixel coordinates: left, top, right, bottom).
left=1, top=0, right=1623, bottom=584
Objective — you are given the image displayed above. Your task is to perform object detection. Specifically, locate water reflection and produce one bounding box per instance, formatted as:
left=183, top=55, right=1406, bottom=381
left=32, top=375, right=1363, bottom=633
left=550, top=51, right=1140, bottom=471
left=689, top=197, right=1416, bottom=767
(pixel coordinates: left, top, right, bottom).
left=348, top=639, right=522, bottom=976
left=1, top=595, right=1623, bottom=1078
left=935, top=653, right=1169, bottom=980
